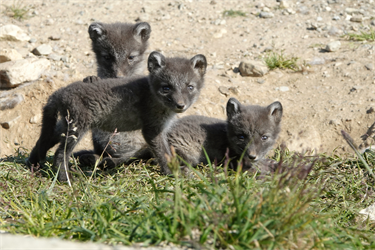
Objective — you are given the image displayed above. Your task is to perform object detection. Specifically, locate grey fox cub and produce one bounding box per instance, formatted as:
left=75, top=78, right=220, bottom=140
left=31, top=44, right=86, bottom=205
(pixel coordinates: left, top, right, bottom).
left=77, top=21, right=152, bottom=168
left=166, top=98, right=283, bottom=172
left=27, top=52, right=207, bottom=181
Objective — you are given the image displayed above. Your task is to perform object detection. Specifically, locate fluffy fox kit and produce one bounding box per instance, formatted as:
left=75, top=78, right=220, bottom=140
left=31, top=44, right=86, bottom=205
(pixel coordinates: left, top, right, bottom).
left=28, top=51, right=207, bottom=182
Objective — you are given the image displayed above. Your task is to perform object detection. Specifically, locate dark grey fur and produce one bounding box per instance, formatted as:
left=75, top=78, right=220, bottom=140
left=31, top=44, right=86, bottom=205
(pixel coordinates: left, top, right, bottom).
left=88, top=21, right=151, bottom=79
left=77, top=21, right=152, bottom=169
left=27, top=52, right=207, bottom=182
left=166, top=98, right=283, bottom=172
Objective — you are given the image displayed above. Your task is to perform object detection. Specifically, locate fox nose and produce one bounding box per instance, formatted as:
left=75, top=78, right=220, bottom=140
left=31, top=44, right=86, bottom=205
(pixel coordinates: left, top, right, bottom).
left=248, top=154, right=257, bottom=160
left=176, top=103, right=185, bottom=110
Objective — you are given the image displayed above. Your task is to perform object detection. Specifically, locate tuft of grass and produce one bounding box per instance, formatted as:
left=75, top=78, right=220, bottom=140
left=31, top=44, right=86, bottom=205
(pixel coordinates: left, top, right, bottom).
left=3, top=1, right=30, bottom=21
left=0, top=146, right=375, bottom=248
left=222, top=9, right=247, bottom=17
left=263, top=50, right=299, bottom=71
left=344, top=29, right=375, bottom=42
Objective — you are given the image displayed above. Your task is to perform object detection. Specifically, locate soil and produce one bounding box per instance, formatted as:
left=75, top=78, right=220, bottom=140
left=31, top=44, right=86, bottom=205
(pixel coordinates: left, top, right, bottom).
left=1, top=0, right=375, bottom=159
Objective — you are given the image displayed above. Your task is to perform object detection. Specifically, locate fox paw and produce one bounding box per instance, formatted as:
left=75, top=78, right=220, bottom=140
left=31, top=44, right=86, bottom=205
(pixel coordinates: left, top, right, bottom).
left=83, top=75, right=101, bottom=83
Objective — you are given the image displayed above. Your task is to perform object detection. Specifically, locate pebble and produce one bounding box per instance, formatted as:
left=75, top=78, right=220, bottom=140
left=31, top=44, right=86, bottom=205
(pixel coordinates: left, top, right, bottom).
left=365, top=63, right=374, bottom=71
left=0, top=49, right=23, bottom=63
left=325, top=41, right=341, bottom=52
left=332, top=16, right=340, bottom=20
left=1, top=116, right=21, bottom=129
left=33, top=44, right=53, bottom=56
left=48, top=53, right=61, bottom=61
left=279, top=86, right=290, bottom=92
left=0, top=94, right=24, bottom=110
left=49, top=35, right=61, bottom=40
left=350, top=16, right=363, bottom=22
left=218, top=86, right=230, bottom=96
left=309, top=57, right=325, bottom=65
left=29, top=113, right=42, bottom=124
left=239, top=60, right=269, bottom=77
left=372, top=20, right=375, bottom=26
left=259, top=12, right=274, bottom=18
left=257, top=78, right=265, bottom=84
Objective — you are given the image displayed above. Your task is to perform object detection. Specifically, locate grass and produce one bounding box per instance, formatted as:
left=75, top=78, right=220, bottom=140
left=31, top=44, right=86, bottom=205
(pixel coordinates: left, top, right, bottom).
left=222, top=9, right=247, bottom=17
left=344, top=29, right=375, bottom=42
left=1, top=144, right=375, bottom=249
left=263, top=50, right=299, bottom=71
left=2, top=1, right=30, bottom=21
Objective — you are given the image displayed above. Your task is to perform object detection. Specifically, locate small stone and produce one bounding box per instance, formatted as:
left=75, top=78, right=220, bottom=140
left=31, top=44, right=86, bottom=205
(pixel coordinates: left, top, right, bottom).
left=0, top=58, right=51, bottom=88
left=1, top=116, right=21, bottom=129
left=218, top=86, right=230, bottom=96
left=345, top=8, right=361, bottom=15
left=0, top=24, right=30, bottom=42
left=279, top=0, right=289, bottom=9
left=366, top=107, right=374, bottom=114
left=332, top=15, right=340, bottom=20
left=365, top=63, right=374, bottom=71
left=350, top=16, right=363, bottom=22
left=213, top=29, right=227, bottom=39
left=32, top=44, right=53, bottom=56
left=329, top=119, right=340, bottom=125
left=228, top=86, right=239, bottom=95
left=259, top=12, right=274, bottom=18
left=48, top=53, right=61, bottom=61
left=308, top=57, right=325, bottom=65
left=359, top=203, right=375, bottom=222
left=0, top=49, right=23, bottom=63
left=29, top=38, right=37, bottom=43
left=325, top=41, right=341, bottom=52
left=29, top=113, right=42, bottom=124
left=257, top=78, right=265, bottom=84
left=0, top=94, right=24, bottom=110
left=371, top=20, right=375, bottom=26
left=239, top=60, right=269, bottom=77
left=45, top=18, right=54, bottom=25
left=48, top=35, right=61, bottom=40
left=279, top=86, right=289, bottom=92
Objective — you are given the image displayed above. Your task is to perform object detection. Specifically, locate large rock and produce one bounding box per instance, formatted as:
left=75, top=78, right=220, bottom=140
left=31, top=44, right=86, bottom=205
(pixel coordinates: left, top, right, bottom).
left=0, top=58, right=50, bottom=88
left=239, top=60, right=269, bottom=77
left=0, top=24, right=30, bottom=41
left=0, top=49, right=23, bottom=63
left=32, top=44, right=53, bottom=56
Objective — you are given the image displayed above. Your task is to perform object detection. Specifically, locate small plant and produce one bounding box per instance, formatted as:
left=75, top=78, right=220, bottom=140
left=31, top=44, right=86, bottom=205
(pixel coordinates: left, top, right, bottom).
left=222, top=9, right=247, bottom=17
left=345, top=29, right=375, bottom=42
left=263, top=50, right=299, bottom=71
left=3, top=1, right=30, bottom=21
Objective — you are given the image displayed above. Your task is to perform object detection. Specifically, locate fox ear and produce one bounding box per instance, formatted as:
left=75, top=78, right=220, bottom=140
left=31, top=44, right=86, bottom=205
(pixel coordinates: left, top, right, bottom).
left=148, top=51, right=166, bottom=73
left=227, top=98, right=242, bottom=119
left=88, top=22, right=106, bottom=41
left=190, top=54, right=207, bottom=77
left=133, top=22, right=151, bottom=43
left=267, top=101, right=283, bottom=123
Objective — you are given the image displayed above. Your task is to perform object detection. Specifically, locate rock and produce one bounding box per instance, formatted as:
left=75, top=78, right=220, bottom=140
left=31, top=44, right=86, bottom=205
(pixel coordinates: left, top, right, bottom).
left=345, top=8, right=362, bottom=15
left=0, top=58, right=51, bottom=88
left=213, top=29, right=227, bottom=39
left=308, top=57, right=325, bottom=65
left=0, top=24, right=30, bottom=42
left=48, top=53, right=61, bottom=61
left=32, top=44, right=53, bottom=56
left=350, top=16, right=363, bottom=22
left=259, top=12, right=274, bottom=18
left=239, top=60, right=269, bottom=77
left=279, top=0, right=289, bottom=9
left=359, top=203, right=375, bottom=222
left=218, top=86, right=230, bottom=96
left=257, top=78, right=265, bottom=84
left=0, top=49, right=23, bottom=63
left=1, top=116, right=21, bottom=129
left=325, top=41, right=341, bottom=52
left=48, top=35, right=61, bottom=40
left=279, top=86, right=290, bottom=92
left=0, top=94, right=24, bottom=110
left=365, top=63, right=374, bottom=71
left=332, top=15, right=340, bottom=20
left=29, top=113, right=42, bottom=124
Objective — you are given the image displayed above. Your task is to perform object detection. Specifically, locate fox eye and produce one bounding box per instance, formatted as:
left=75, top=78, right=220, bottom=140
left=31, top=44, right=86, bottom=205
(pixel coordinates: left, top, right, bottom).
left=187, top=85, right=194, bottom=91
left=162, top=86, right=171, bottom=93
left=237, top=135, right=245, bottom=141
left=128, top=55, right=135, bottom=61
left=261, top=135, right=268, bottom=141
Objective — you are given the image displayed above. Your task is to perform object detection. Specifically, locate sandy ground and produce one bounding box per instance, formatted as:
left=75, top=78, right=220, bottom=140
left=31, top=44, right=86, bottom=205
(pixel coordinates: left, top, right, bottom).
left=1, top=0, right=375, bottom=159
